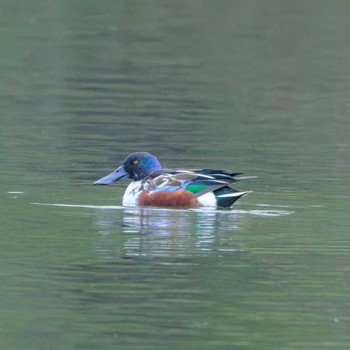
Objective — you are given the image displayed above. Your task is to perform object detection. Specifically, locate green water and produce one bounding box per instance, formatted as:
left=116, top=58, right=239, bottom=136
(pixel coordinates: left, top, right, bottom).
left=1, top=1, right=350, bottom=349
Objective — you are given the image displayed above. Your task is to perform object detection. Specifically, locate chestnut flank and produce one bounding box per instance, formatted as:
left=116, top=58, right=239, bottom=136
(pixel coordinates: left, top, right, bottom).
left=137, top=190, right=199, bottom=208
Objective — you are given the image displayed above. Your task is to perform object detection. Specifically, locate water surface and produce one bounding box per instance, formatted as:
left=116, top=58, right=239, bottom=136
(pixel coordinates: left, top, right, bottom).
left=1, top=1, right=350, bottom=349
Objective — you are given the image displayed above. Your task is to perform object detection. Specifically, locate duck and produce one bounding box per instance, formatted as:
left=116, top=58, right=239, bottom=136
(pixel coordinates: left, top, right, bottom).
left=94, top=152, right=253, bottom=208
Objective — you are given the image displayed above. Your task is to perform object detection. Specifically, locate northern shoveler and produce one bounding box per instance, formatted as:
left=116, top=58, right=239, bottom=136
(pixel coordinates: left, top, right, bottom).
left=94, top=152, right=253, bottom=208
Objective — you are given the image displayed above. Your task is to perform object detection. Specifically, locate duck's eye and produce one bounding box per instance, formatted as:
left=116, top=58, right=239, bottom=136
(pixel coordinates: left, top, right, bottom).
left=133, top=159, right=139, bottom=165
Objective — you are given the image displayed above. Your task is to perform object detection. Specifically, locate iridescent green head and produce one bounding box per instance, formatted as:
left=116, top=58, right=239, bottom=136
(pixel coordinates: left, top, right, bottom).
left=94, top=152, right=162, bottom=184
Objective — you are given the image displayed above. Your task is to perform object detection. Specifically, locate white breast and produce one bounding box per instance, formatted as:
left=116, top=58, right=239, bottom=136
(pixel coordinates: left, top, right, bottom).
left=122, top=181, right=143, bottom=206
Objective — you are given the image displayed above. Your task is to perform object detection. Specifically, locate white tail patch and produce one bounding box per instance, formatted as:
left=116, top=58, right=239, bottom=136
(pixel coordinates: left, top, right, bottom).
left=217, top=191, right=252, bottom=198
left=234, top=176, right=257, bottom=181
left=197, top=192, right=217, bottom=207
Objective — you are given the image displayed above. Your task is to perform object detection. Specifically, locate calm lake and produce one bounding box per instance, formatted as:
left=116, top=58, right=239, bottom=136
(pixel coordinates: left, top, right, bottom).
left=1, top=1, right=349, bottom=349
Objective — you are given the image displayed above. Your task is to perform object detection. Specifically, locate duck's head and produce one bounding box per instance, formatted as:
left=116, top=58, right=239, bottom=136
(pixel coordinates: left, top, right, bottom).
left=94, top=152, right=162, bottom=185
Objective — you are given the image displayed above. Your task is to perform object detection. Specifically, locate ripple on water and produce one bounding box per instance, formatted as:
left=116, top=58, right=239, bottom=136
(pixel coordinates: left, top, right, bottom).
left=31, top=202, right=294, bottom=217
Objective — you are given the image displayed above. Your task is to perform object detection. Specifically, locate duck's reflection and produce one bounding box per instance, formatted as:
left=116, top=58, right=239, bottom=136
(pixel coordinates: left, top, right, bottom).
left=93, top=207, right=245, bottom=260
